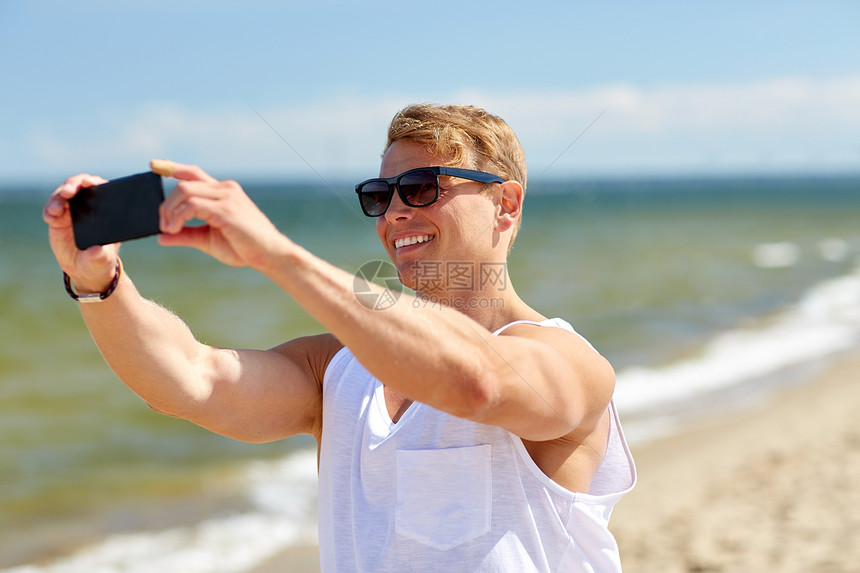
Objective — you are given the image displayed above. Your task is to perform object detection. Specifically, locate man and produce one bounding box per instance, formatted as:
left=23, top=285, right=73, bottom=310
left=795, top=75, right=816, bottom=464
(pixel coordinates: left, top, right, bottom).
left=43, top=104, right=635, bottom=571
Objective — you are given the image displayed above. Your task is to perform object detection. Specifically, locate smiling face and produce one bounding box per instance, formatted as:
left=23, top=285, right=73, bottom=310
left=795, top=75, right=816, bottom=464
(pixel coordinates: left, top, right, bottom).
left=376, top=140, right=507, bottom=293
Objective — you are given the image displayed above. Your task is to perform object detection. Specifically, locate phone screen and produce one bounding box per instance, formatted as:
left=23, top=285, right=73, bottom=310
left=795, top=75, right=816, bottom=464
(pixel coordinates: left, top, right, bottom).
left=69, top=172, right=165, bottom=250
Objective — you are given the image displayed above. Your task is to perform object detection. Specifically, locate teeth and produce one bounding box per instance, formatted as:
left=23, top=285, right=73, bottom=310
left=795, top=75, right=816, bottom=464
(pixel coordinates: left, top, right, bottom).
left=395, top=235, right=434, bottom=249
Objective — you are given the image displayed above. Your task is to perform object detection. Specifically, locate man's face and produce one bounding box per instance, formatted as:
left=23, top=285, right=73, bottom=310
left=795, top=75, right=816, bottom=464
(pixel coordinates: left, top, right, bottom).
left=375, top=141, right=502, bottom=292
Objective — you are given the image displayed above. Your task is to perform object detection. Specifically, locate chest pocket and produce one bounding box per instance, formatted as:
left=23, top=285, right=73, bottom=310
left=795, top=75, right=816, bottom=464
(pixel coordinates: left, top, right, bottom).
left=395, top=445, right=492, bottom=551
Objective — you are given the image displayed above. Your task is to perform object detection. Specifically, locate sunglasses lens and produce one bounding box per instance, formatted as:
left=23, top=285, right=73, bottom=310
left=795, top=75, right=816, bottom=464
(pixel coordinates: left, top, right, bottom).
left=398, top=170, right=438, bottom=207
left=358, top=181, right=392, bottom=216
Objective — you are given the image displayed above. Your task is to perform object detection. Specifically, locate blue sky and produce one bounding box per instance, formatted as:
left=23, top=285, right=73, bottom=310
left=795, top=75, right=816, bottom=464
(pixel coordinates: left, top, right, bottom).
left=2, top=1, right=858, bottom=185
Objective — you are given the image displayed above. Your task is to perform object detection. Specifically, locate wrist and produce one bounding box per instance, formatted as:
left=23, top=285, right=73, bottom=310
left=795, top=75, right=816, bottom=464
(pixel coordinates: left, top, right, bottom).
left=253, top=234, right=302, bottom=276
left=64, top=259, right=123, bottom=302
left=69, top=259, right=122, bottom=293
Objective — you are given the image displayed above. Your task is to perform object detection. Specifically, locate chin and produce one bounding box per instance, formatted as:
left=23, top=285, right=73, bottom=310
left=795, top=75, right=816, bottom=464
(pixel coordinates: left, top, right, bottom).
left=393, top=259, right=419, bottom=290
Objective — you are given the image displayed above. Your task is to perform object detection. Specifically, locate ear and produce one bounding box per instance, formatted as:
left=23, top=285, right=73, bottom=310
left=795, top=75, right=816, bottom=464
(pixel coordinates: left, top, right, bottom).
left=496, top=181, right=523, bottom=232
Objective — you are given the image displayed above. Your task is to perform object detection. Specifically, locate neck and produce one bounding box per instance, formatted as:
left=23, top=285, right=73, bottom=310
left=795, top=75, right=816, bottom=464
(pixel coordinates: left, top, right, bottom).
left=413, top=274, right=543, bottom=332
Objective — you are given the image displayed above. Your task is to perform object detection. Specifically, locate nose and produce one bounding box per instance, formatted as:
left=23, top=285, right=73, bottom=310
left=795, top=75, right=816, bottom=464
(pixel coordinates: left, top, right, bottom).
left=383, top=186, right=414, bottom=222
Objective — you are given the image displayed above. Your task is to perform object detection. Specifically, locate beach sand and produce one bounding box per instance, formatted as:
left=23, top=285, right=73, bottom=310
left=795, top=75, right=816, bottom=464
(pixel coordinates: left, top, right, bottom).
left=611, top=350, right=860, bottom=572
left=249, top=350, right=860, bottom=573
left=248, top=543, right=321, bottom=573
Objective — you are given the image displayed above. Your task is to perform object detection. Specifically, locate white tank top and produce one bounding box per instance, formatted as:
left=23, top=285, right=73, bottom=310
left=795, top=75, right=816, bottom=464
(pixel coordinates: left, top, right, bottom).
left=317, top=318, right=636, bottom=572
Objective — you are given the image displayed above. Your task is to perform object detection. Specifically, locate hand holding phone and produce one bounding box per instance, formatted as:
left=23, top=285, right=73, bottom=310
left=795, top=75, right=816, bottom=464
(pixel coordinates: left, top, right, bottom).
left=59, top=160, right=283, bottom=270
left=69, top=171, right=165, bottom=250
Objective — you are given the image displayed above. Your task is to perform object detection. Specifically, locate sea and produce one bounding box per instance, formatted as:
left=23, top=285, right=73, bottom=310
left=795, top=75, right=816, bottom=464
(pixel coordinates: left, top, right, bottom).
left=1, top=174, right=859, bottom=571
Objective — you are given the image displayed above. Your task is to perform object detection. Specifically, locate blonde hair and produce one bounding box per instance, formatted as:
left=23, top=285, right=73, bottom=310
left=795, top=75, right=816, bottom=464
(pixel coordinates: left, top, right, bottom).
left=384, top=104, right=527, bottom=247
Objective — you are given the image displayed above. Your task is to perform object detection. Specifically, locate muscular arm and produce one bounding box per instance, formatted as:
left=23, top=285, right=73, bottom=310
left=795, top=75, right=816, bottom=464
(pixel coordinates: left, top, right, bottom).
left=48, top=163, right=610, bottom=446
left=257, top=248, right=614, bottom=441
left=152, top=161, right=612, bottom=443
left=79, top=275, right=334, bottom=442
left=44, top=172, right=334, bottom=443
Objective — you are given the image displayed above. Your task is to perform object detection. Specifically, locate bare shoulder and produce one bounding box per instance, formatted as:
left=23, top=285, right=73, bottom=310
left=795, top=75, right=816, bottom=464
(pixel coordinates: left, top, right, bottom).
left=497, top=321, right=612, bottom=378
left=498, top=320, right=615, bottom=427
left=499, top=322, right=615, bottom=491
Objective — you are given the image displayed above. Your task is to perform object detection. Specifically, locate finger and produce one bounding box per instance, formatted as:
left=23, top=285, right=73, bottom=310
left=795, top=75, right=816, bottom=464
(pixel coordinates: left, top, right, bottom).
left=160, top=195, right=227, bottom=235
left=54, top=174, right=108, bottom=198
left=42, top=195, right=68, bottom=223
left=151, top=159, right=217, bottom=183
left=43, top=174, right=108, bottom=223
left=158, top=225, right=243, bottom=267
left=159, top=182, right=230, bottom=233
left=150, top=159, right=176, bottom=177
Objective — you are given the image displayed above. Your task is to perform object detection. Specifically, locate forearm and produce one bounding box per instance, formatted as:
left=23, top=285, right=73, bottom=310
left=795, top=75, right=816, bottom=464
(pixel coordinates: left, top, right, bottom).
left=259, top=244, right=499, bottom=416
left=79, top=270, right=213, bottom=417
left=148, top=161, right=493, bottom=409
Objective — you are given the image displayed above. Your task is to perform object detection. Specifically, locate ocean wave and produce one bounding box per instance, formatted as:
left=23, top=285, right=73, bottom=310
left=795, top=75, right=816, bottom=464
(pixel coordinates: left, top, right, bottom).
left=751, top=238, right=852, bottom=269
left=818, top=238, right=849, bottom=262
left=2, top=449, right=319, bottom=573
left=614, top=260, right=860, bottom=439
left=752, top=241, right=800, bottom=268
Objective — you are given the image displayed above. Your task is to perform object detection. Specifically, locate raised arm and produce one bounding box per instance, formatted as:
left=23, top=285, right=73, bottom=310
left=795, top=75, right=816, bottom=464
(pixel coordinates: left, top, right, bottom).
left=43, top=172, right=334, bottom=443
left=49, top=160, right=609, bottom=447
left=258, top=250, right=614, bottom=442
left=152, top=162, right=612, bottom=443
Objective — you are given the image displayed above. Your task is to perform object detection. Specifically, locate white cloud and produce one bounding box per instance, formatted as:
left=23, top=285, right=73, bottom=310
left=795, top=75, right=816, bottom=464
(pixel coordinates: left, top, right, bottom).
left=8, top=75, right=860, bottom=182
left=18, top=98, right=403, bottom=182
left=471, top=76, right=860, bottom=176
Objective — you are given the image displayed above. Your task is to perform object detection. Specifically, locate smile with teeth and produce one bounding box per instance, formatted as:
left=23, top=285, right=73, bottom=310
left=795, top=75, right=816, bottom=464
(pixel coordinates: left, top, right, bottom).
left=394, top=234, right=435, bottom=249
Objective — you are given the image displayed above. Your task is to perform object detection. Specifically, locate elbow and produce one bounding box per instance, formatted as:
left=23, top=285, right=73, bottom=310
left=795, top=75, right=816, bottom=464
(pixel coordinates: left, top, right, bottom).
left=444, top=363, right=500, bottom=422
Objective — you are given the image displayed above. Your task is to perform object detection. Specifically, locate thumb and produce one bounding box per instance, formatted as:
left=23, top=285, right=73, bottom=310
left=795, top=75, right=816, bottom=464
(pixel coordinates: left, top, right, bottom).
left=150, top=159, right=217, bottom=183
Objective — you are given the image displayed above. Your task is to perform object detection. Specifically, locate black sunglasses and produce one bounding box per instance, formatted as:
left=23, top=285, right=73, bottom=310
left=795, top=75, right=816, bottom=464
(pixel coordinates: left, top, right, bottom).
left=355, top=166, right=505, bottom=217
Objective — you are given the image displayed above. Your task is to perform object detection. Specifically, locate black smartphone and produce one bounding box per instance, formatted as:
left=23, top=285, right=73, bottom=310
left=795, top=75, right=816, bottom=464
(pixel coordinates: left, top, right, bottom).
left=69, top=171, right=165, bottom=250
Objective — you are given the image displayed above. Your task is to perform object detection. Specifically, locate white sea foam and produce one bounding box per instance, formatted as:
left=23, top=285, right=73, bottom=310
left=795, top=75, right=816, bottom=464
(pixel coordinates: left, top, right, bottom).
left=615, top=262, right=860, bottom=439
left=2, top=449, right=320, bottom=573
left=818, top=238, right=849, bottom=262
left=752, top=241, right=800, bottom=268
